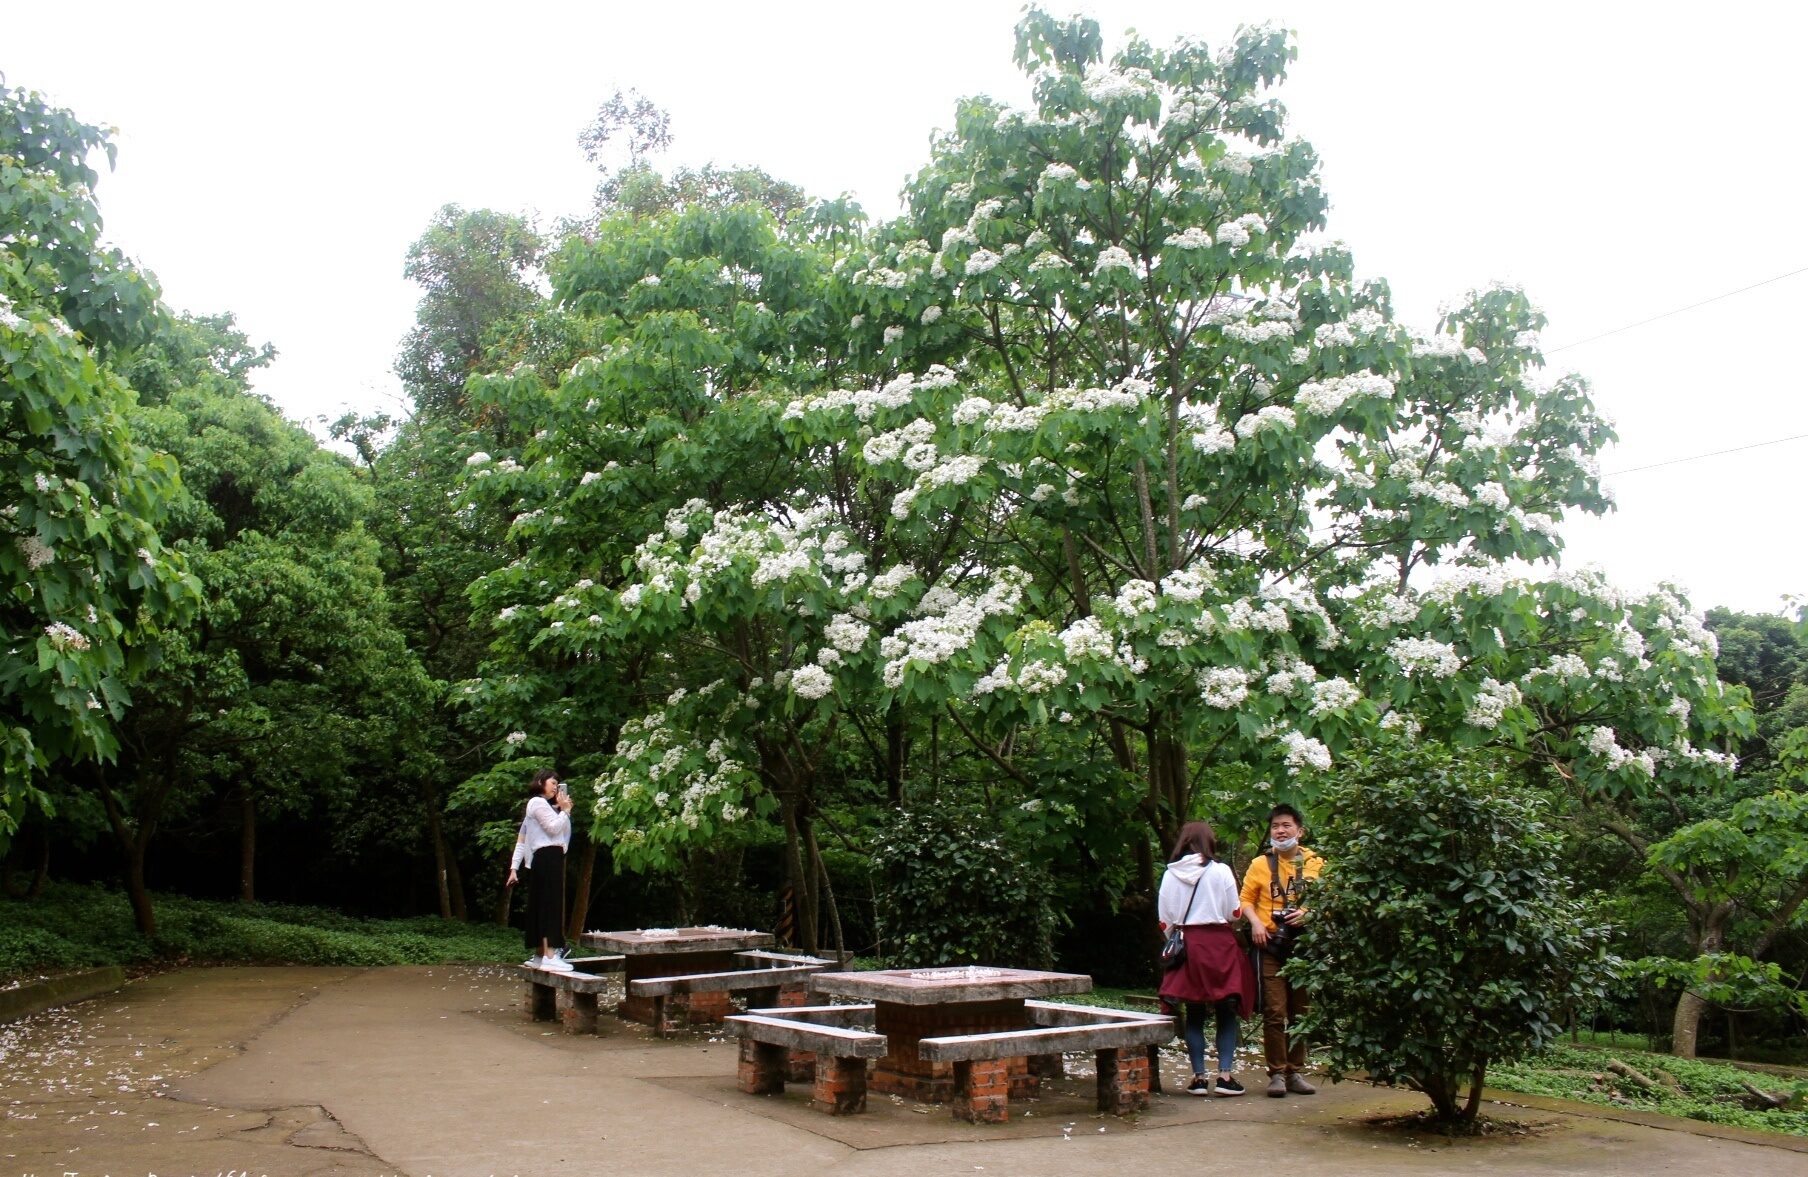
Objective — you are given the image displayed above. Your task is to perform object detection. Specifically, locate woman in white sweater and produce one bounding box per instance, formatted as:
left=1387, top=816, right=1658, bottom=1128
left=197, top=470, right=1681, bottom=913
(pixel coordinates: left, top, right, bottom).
left=508, top=769, right=573, bottom=970
left=1156, top=821, right=1257, bottom=1096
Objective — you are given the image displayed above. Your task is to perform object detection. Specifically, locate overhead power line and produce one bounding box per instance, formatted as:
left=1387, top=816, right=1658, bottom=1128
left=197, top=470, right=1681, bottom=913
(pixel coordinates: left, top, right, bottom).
left=1604, top=431, right=1808, bottom=477
left=1547, top=264, right=1808, bottom=353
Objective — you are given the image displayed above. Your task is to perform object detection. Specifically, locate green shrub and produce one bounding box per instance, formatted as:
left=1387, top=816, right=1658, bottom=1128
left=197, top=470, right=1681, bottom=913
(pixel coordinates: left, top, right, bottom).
left=1289, top=742, right=1614, bottom=1123
left=873, top=803, right=1059, bottom=969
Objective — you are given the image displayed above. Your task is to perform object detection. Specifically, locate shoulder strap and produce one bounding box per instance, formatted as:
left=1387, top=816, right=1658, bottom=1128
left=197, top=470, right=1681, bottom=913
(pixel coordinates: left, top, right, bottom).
left=1179, top=867, right=1205, bottom=925
left=1267, top=851, right=1286, bottom=902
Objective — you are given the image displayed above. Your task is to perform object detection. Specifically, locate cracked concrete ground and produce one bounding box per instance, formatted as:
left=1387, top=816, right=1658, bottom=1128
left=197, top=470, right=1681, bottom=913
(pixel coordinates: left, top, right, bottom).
left=3, top=965, right=1803, bottom=1177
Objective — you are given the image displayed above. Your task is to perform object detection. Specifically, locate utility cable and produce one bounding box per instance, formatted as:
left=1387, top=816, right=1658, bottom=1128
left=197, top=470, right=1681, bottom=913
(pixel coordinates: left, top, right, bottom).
left=1547, top=265, right=1808, bottom=354
left=1603, top=432, right=1808, bottom=477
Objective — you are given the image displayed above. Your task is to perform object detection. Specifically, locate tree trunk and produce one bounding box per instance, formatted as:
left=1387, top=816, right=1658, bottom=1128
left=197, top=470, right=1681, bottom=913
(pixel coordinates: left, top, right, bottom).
left=885, top=702, right=905, bottom=807
left=495, top=855, right=513, bottom=927
left=808, top=823, right=844, bottom=961
left=444, top=840, right=467, bottom=921
left=1671, top=989, right=1708, bottom=1059
left=1460, top=1061, right=1488, bottom=1121
left=124, top=840, right=156, bottom=938
left=238, top=791, right=256, bottom=903
left=566, top=836, right=597, bottom=939
left=781, top=797, right=819, bottom=954
left=1670, top=922, right=1725, bottom=1059
left=94, top=770, right=157, bottom=938
left=423, top=784, right=454, bottom=919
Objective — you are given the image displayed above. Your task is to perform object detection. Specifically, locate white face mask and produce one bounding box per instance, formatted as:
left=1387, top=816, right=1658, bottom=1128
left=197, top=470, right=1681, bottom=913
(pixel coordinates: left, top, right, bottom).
left=1271, top=835, right=1300, bottom=852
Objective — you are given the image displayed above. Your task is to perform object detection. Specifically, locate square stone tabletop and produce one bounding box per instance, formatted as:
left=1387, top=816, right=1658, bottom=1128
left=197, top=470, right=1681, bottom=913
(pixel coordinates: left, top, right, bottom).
left=578, top=927, right=776, bottom=955
left=809, top=965, right=1091, bottom=1005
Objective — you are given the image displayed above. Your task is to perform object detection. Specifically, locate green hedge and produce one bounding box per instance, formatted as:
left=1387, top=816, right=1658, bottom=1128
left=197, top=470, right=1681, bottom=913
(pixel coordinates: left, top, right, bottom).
left=0, top=883, right=522, bottom=978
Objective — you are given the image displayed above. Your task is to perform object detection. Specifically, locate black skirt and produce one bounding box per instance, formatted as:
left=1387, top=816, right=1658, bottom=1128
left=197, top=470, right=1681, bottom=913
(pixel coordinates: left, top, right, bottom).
left=523, top=844, right=566, bottom=954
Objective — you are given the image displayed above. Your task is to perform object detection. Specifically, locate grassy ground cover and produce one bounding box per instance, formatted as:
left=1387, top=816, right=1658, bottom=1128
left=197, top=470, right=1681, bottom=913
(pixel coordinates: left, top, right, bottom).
left=1488, top=1043, right=1808, bottom=1137
left=0, top=882, right=523, bottom=982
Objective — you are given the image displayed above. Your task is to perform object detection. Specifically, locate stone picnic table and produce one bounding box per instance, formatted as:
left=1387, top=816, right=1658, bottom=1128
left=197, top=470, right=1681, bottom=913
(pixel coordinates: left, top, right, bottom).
left=578, top=927, right=831, bottom=1032
left=807, top=965, right=1092, bottom=1108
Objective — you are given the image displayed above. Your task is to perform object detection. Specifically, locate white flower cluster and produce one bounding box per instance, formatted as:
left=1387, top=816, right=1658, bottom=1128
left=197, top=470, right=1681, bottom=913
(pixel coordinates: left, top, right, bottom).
left=44, top=622, right=89, bottom=652
left=863, top=417, right=937, bottom=466
left=879, top=569, right=1029, bottom=690
left=1309, top=677, right=1361, bottom=716
left=1083, top=65, right=1156, bottom=103
left=790, top=664, right=834, bottom=700
left=1463, top=678, right=1522, bottom=729
left=1581, top=725, right=1655, bottom=778
left=1280, top=730, right=1332, bottom=773
left=1093, top=245, right=1136, bottom=273
left=1198, top=667, right=1251, bottom=709
left=1388, top=636, right=1462, bottom=679
left=1293, top=372, right=1393, bottom=416
left=1234, top=406, right=1296, bottom=438
left=15, top=535, right=53, bottom=569
left=780, top=367, right=959, bottom=424
left=1164, top=226, right=1213, bottom=250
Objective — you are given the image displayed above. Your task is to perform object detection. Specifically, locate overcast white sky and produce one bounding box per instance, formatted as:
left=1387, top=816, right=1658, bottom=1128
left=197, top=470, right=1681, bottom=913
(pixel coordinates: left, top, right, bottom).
left=10, top=1, right=1805, bottom=613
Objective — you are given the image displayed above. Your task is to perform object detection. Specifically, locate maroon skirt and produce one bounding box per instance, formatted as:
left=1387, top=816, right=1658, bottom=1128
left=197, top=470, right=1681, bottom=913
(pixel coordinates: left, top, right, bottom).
left=1158, top=924, right=1257, bottom=1011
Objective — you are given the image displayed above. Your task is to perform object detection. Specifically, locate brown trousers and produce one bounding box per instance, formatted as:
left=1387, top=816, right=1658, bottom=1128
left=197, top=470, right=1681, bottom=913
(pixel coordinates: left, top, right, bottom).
left=1258, top=949, right=1308, bottom=1074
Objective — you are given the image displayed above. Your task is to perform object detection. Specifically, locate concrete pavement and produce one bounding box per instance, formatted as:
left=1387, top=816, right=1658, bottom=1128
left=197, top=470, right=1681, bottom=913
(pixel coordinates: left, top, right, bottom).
left=2, top=965, right=1802, bottom=1177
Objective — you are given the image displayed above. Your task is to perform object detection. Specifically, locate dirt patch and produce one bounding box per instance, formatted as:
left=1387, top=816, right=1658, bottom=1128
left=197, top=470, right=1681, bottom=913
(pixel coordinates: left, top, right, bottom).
left=1358, top=1106, right=1557, bottom=1139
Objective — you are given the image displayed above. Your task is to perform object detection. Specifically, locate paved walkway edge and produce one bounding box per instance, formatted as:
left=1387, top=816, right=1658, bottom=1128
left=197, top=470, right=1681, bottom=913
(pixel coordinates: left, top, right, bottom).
left=0, top=965, right=126, bottom=1023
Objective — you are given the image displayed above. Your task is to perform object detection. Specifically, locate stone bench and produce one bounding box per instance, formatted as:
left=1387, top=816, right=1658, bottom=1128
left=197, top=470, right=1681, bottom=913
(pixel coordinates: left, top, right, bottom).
left=917, top=1012, right=1174, bottom=1122
left=520, top=956, right=625, bottom=1034
left=627, top=963, right=830, bottom=1037
left=726, top=1012, right=889, bottom=1115
left=1024, top=999, right=1173, bottom=1094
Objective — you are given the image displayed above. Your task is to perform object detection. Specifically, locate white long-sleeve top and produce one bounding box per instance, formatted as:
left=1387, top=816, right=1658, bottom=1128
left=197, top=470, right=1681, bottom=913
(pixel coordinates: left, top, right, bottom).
left=510, top=795, right=570, bottom=870
left=1157, top=854, right=1240, bottom=927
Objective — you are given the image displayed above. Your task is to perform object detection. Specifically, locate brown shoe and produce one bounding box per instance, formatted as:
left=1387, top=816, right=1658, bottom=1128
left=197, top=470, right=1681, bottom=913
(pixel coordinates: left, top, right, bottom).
left=1266, top=1073, right=1287, bottom=1098
left=1286, top=1072, right=1317, bottom=1095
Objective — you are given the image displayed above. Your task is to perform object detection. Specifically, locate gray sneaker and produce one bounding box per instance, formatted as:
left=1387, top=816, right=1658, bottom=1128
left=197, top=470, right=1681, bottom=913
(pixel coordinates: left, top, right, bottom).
left=1286, top=1072, right=1317, bottom=1095
left=1266, top=1073, right=1287, bottom=1098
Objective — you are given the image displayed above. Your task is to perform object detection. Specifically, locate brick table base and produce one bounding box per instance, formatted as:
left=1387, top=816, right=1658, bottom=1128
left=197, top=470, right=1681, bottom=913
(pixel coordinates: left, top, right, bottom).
left=952, top=1058, right=1011, bottom=1123
left=1095, top=1047, right=1151, bottom=1115
left=871, top=999, right=1034, bottom=1102
left=812, top=1056, right=869, bottom=1115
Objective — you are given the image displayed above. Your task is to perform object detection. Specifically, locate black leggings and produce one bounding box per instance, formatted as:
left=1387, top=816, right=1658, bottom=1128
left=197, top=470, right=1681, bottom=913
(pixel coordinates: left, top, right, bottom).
left=523, top=845, right=566, bottom=954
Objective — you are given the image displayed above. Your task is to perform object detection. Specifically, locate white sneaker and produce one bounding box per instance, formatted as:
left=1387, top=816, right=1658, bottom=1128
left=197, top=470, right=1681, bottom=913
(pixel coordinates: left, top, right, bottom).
left=542, top=956, right=575, bottom=972
left=525, top=956, right=543, bottom=968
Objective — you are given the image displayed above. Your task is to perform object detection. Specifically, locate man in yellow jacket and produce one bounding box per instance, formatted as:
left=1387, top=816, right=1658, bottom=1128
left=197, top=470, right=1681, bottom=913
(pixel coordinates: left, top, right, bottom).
left=1241, top=803, right=1323, bottom=1098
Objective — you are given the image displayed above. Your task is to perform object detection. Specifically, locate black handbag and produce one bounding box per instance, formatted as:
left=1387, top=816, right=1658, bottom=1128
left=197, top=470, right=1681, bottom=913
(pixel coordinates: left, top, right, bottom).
left=1159, top=871, right=1204, bottom=970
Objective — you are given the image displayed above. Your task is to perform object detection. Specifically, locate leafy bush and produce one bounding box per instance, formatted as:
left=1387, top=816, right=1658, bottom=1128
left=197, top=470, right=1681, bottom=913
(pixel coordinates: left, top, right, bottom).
left=0, top=883, right=522, bottom=979
left=1290, top=742, right=1614, bottom=1122
left=873, top=804, right=1059, bottom=968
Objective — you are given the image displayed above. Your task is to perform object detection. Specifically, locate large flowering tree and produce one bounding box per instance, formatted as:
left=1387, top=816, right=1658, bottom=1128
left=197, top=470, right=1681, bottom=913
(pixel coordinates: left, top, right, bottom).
left=0, top=85, right=197, bottom=842
left=770, top=13, right=1618, bottom=862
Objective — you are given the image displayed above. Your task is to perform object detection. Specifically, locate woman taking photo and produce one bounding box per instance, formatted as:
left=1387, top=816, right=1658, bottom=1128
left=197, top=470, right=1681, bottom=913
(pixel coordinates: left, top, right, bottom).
left=508, top=769, right=573, bottom=971
left=1157, top=821, right=1256, bottom=1096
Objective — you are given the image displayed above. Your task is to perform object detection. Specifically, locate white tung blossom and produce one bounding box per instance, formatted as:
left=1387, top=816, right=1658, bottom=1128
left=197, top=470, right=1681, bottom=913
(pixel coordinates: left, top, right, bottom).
left=790, top=664, right=835, bottom=700
left=1093, top=245, right=1136, bottom=272
left=1464, top=678, right=1522, bottom=729
left=964, top=249, right=1003, bottom=276
left=1280, top=731, right=1333, bottom=773
left=1198, top=667, right=1251, bottom=709
left=1164, top=226, right=1213, bottom=250
left=1388, top=636, right=1462, bottom=679
left=1234, top=406, right=1296, bottom=438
